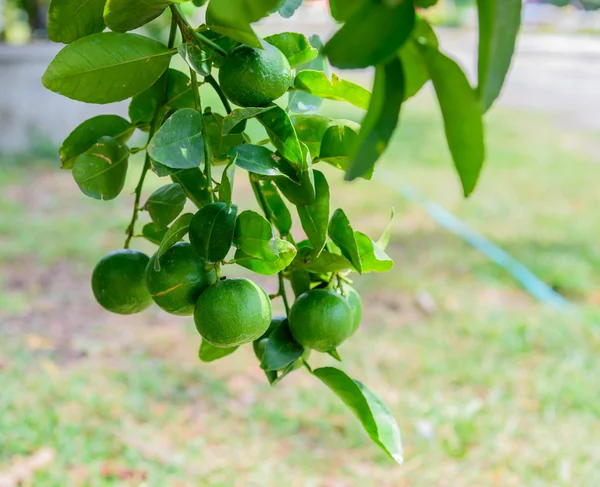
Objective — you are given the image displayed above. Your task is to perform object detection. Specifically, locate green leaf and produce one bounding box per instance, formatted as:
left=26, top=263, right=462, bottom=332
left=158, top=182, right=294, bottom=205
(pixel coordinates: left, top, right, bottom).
left=288, top=35, right=328, bottom=114
left=477, top=0, right=522, bottom=112
left=291, top=114, right=331, bottom=157
left=72, top=136, right=128, bottom=200
left=276, top=0, right=302, bottom=18
left=129, top=69, right=196, bottom=130
left=260, top=180, right=292, bottom=236
left=219, top=159, right=236, bottom=209
left=256, top=106, right=303, bottom=166
left=144, top=183, right=187, bottom=230
left=313, top=367, right=403, bottom=464
left=203, top=110, right=248, bottom=164
left=327, top=348, right=342, bottom=362
left=293, top=70, right=371, bottom=110
left=42, top=32, right=173, bottom=104
left=199, top=340, right=238, bottom=362
left=178, top=43, right=212, bottom=77
left=222, top=106, right=275, bottom=135
left=328, top=0, right=365, bottom=21
left=233, top=210, right=279, bottom=262
left=294, top=246, right=352, bottom=274
left=297, top=170, right=329, bottom=256
left=265, top=32, right=318, bottom=68
left=142, top=222, right=168, bottom=245
left=154, top=212, right=194, bottom=271
left=205, top=0, right=280, bottom=49
left=328, top=209, right=362, bottom=273
left=189, top=202, right=238, bottom=263
left=274, top=153, right=316, bottom=206
left=235, top=239, right=296, bottom=275
left=324, top=0, right=415, bottom=69
left=47, top=0, right=106, bottom=43
left=355, top=231, right=393, bottom=273
left=59, top=115, right=133, bottom=170
left=319, top=122, right=373, bottom=178
left=170, top=168, right=211, bottom=208
left=104, top=0, right=184, bottom=32
left=345, top=58, right=404, bottom=181
left=289, top=269, right=311, bottom=297
left=230, top=144, right=289, bottom=178
left=418, top=43, right=485, bottom=197
left=376, top=208, right=395, bottom=251
left=261, top=319, right=304, bottom=371
left=148, top=108, right=204, bottom=170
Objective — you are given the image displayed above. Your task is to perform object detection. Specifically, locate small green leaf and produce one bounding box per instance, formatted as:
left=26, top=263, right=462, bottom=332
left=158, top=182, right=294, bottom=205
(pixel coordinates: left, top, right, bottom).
left=230, top=144, right=289, bottom=178
left=235, top=239, right=296, bottom=275
left=276, top=0, right=302, bottom=18
left=48, top=0, right=106, bottom=43
left=42, top=32, right=173, bottom=104
left=261, top=319, right=304, bottom=371
left=288, top=35, right=328, bottom=114
left=142, top=222, right=168, bottom=245
left=170, top=168, right=211, bottom=208
left=293, top=246, right=352, bottom=274
left=178, top=43, right=212, bottom=77
left=313, top=367, right=403, bottom=464
left=376, top=208, right=395, bottom=251
left=219, top=159, right=236, bottom=209
left=327, top=348, right=342, bottom=362
left=345, top=58, right=404, bottom=181
left=222, top=106, right=275, bottom=135
left=418, top=43, right=485, bottom=197
left=297, top=170, right=329, bottom=256
left=104, top=0, right=184, bottom=32
left=293, top=70, right=371, bottom=110
left=203, top=110, right=248, bottom=163
left=154, top=212, right=194, bottom=270
left=355, top=231, right=393, bottom=273
left=328, top=209, right=362, bottom=273
left=148, top=108, right=204, bottom=170
left=265, top=32, right=318, bottom=68
left=189, top=202, right=238, bottom=263
left=260, top=180, right=292, bottom=236
left=233, top=210, right=279, bottom=262
left=59, top=115, right=133, bottom=170
left=291, top=114, right=331, bottom=156
left=144, top=183, right=187, bottom=230
left=256, top=106, right=303, bottom=166
left=199, top=340, right=238, bottom=362
left=72, top=136, right=128, bottom=200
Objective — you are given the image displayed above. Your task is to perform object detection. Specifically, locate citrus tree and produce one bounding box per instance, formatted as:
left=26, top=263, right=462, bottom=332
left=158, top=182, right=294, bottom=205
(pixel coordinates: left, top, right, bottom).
left=42, top=0, right=522, bottom=462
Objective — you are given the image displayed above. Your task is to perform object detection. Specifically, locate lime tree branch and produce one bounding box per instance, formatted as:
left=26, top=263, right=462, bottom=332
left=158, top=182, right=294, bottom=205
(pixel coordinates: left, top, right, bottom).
left=206, top=74, right=232, bottom=114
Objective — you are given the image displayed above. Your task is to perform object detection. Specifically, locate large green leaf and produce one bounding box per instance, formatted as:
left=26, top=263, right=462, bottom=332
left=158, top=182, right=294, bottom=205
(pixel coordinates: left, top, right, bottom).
left=261, top=319, right=304, bottom=371
left=293, top=246, right=352, bottom=274
left=72, top=136, right=128, bottom=200
left=274, top=150, right=316, bottom=206
left=318, top=121, right=373, bottom=178
left=189, top=202, right=238, bottom=263
left=59, top=115, right=133, bottom=170
left=233, top=210, right=279, bottom=262
left=222, top=106, right=275, bottom=135
left=328, top=0, right=366, bottom=21
left=293, top=70, right=370, bottom=110
left=230, top=144, right=289, bottom=178
left=288, top=35, right=328, bottom=114
left=261, top=180, right=292, bottom=236
left=291, top=114, right=332, bottom=156
left=328, top=209, right=362, bottom=273
left=256, top=106, right=303, bottom=166
left=297, top=170, right=329, bottom=256
left=313, top=367, right=403, bottom=464
left=345, top=58, right=404, bottom=181
left=148, top=108, right=204, bottom=169
left=234, top=238, right=296, bottom=275
left=154, top=212, right=194, bottom=270
left=477, top=0, right=522, bottom=112
left=199, top=340, right=238, bottom=362
left=144, top=183, right=187, bottom=230
left=205, top=0, right=279, bottom=49
left=42, top=32, right=174, bottom=104
left=104, top=0, right=184, bottom=32
left=418, top=44, right=485, bottom=197
left=170, top=168, right=211, bottom=208
left=324, top=0, right=415, bottom=69
left=355, top=231, right=393, bottom=273
left=265, top=32, right=318, bottom=68
left=48, top=0, right=106, bottom=43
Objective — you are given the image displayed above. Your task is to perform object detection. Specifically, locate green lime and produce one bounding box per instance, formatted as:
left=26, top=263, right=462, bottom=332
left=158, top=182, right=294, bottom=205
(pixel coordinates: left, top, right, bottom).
left=218, top=43, right=292, bottom=107
left=288, top=289, right=354, bottom=352
left=194, top=278, right=272, bottom=348
left=342, top=285, right=363, bottom=335
left=145, top=242, right=216, bottom=316
left=91, top=249, right=153, bottom=315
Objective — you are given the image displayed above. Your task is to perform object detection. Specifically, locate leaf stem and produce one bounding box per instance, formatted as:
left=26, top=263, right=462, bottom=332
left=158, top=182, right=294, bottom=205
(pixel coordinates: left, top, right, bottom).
left=171, top=4, right=227, bottom=56
left=205, top=74, right=232, bottom=114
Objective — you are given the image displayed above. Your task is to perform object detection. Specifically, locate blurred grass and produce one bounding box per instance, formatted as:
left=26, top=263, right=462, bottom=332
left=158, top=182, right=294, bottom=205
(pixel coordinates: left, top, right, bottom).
left=1, top=92, right=599, bottom=486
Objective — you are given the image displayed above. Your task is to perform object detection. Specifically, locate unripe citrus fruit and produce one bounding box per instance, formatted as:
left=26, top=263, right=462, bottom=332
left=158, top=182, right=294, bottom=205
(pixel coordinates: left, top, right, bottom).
left=145, top=242, right=215, bottom=316
left=342, top=285, right=363, bottom=335
left=218, top=43, right=292, bottom=107
left=91, top=249, right=153, bottom=315
left=288, top=289, right=354, bottom=352
left=194, top=278, right=272, bottom=348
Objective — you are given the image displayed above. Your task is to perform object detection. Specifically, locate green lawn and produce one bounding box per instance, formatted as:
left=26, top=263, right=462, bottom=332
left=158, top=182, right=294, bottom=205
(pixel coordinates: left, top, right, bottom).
left=1, top=94, right=599, bottom=486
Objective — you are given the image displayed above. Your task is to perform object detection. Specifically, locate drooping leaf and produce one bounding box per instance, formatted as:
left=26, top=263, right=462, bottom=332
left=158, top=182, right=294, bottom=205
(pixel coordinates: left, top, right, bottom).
left=291, top=114, right=332, bottom=156
left=418, top=43, right=485, bottom=197
left=189, top=202, right=238, bottom=263
left=72, top=136, right=129, bottom=200
left=170, top=168, right=211, bottom=208
left=276, top=0, right=302, bottom=18
left=219, top=159, right=236, bottom=209
left=328, top=209, right=362, bottom=273
left=59, top=115, right=133, bottom=169
left=178, top=43, right=212, bottom=77
left=265, top=32, right=318, bottom=68
left=261, top=319, right=304, bottom=371
left=477, top=0, right=522, bottom=112
left=345, top=58, right=404, bottom=181
left=288, top=35, right=328, bottom=114
left=324, top=0, right=415, bottom=69
left=148, top=108, right=204, bottom=169
left=42, top=32, right=174, bottom=104
left=144, top=183, right=187, bottom=230
left=293, top=70, right=371, bottom=110
left=260, top=180, right=292, bottom=236
left=293, top=246, right=352, bottom=274
left=355, top=231, right=393, bottom=273
left=142, top=222, right=168, bottom=245
left=222, top=106, right=275, bottom=135
left=230, top=144, right=289, bottom=178
left=313, top=367, right=403, bottom=464
left=104, top=0, right=184, bottom=32
left=199, top=340, right=238, bottom=362
left=235, top=238, right=296, bottom=275
left=154, top=212, right=194, bottom=270
left=376, top=208, right=395, bottom=251
left=233, top=210, right=279, bottom=262
left=256, top=106, right=303, bottom=166
left=203, top=110, right=247, bottom=163
left=297, top=170, right=329, bottom=256
left=47, top=0, right=106, bottom=43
